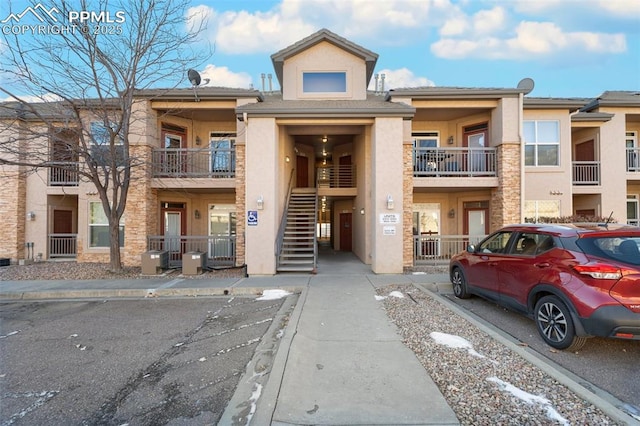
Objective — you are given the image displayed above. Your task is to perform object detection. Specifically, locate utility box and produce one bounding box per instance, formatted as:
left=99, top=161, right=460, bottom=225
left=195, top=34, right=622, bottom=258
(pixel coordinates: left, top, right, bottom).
left=141, top=250, right=168, bottom=275
left=182, top=251, right=205, bottom=275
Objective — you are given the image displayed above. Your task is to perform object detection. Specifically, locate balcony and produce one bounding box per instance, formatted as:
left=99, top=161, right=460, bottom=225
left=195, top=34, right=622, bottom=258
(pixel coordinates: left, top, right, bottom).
left=413, top=234, right=486, bottom=265
left=316, top=165, right=356, bottom=188
left=152, top=147, right=235, bottom=178
left=48, top=234, right=77, bottom=258
left=147, top=235, right=236, bottom=269
left=48, top=162, right=79, bottom=186
left=413, top=147, right=497, bottom=177
left=627, top=148, right=640, bottom=172
left=572, top=161, right=600, bottom=185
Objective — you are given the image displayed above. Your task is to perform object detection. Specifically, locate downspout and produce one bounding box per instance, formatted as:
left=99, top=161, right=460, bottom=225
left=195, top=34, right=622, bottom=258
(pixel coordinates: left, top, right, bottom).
left=519, top=92, right=525, bottom=223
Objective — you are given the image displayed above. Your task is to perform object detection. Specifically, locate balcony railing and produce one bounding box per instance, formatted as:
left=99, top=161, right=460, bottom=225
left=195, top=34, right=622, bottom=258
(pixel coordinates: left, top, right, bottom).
left=572, top=161, right=600, bottom=185
left=413, top=147, right=497, bottom=177
left=152, top=148, right=235, bottom=178
left=48, top=234, right=77, bottom=258
left=147, top=235, right=236, bottom=268
left=414, top=234, right=486, bottom=265
left=316, top=165, right=356, bottom=188
left=627, top=148, right=640, bottom=172
left=48, top=162, right=79, bottom=186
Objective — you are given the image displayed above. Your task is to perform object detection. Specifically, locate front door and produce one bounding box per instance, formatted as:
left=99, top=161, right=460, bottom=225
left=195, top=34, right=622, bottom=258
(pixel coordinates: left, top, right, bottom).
left=161, top=203, right=186, bottom=257
left=464, top=208, right=489, bottom=236
left=51, top=210, right=74, bottom=256
left=209, top=204, right=236, bottom=261
left=339, top=213, right=352, bottom=251
left=463, top=123, right=488, bottom=172
left=53, top=210, right=73, bottom=234
left=161, top=124, right=187, bottom=174
left=296, top=155, right=308, bottom=187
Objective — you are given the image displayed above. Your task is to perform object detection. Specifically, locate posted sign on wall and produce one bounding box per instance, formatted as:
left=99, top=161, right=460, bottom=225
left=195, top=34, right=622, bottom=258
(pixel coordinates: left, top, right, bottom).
left=379, top=213, right=400, bottom=224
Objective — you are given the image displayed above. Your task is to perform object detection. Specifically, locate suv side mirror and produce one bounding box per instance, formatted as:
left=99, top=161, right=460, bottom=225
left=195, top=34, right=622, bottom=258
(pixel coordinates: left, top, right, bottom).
left=467, top=244, right=476, bottom=253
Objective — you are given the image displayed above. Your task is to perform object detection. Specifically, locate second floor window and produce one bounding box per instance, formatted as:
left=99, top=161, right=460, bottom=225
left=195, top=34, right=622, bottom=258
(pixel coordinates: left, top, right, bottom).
left=524, top=120, right=559, bottom=166
left=302, top=72, right=347, bottom=93
left=90, top=121, right=126, bottom=167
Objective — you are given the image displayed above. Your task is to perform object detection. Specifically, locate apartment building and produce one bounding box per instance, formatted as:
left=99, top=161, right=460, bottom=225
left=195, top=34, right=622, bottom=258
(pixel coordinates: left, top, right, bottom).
left=1, top=29, right=639, bottom=275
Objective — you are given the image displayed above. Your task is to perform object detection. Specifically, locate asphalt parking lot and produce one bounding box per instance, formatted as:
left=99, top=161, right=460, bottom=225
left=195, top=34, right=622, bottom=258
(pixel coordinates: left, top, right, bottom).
left=445, top=293, right=640, bottom=415
left=0, top=296, right=293, bottom=426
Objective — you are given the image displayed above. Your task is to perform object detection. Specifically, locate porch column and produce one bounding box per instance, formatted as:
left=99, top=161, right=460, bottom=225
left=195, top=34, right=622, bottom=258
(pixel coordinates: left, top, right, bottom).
left=371, top=117, right=404, bottom=273
left=245, top=117, right=279, bottom=275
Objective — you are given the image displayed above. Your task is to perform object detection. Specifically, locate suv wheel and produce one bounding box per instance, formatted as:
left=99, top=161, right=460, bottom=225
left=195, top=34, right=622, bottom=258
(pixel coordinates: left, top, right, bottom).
left=534, top=295, right=587, bottom=351
left=451, top=267, right=470, bottom=299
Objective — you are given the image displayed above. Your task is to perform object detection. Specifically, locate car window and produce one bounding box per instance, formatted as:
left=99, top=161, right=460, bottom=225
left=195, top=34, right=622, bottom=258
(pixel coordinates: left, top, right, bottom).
left=576, top=236, right=640, bottom=265
left=478, top=231, right=513, bottom=254
left=511, top=233, right=556, bottom=256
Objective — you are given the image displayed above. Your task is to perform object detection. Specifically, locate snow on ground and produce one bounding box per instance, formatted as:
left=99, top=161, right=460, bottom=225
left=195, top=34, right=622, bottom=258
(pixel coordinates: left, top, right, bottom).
left=487, top=377, right=569, bottom=425
left=375, top=291, right=405, bottom=301
left=429, top=331, right=488, bottom=360
left=257, top=289, right=292, bottom=300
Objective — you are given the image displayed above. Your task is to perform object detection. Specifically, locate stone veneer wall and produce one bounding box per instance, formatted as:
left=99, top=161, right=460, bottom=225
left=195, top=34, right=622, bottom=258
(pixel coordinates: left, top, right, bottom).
left=491, top=143, right=521, bottom=230
left=123, top=144, right=158, bottom=266
left=0, top=167, right=26, bottom=261
left=234, top=144, right=246, bottom=266
left=402, top=143, right=414, bottom=268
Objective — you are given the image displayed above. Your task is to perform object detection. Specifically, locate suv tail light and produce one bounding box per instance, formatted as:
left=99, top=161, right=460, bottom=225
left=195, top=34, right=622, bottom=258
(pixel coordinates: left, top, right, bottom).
left=573, top=263, right=622, bottom=280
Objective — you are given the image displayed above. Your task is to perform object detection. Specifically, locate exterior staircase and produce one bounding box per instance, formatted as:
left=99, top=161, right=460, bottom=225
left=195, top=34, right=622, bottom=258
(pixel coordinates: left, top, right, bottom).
left=277, top=188, right=317, bottom=272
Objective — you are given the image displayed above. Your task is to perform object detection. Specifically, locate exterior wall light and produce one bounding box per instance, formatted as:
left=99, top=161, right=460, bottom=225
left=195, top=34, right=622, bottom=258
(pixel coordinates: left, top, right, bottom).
left=386, top=195, right=394, bottom=210
left=447, top=136, right=454, bottom=145
left=257, top=195, right=264, bottom=210
left=194, top=209, right=201, bottom=219
left=360, top=208, right=365, bottom=215
left=285, top=156, right=290, bottom=163
left=448, top=208, right=455, bottom=218
left=27, top=211, right=36, bottom=221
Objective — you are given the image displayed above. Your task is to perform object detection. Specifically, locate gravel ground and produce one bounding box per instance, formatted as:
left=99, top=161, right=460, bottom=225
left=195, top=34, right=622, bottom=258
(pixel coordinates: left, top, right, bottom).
left=378, top=283, right=619, bottom=426
left=0, top=261, right=246, bottom=281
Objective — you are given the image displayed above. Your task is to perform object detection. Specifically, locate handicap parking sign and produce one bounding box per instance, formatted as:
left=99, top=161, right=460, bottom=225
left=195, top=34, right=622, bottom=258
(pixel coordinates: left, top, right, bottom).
left=247, top=210, right=258, bottom=226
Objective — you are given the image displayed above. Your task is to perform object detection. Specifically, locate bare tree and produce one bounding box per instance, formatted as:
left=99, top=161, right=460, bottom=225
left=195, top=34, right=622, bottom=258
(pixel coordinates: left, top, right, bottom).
left=0, top=0, right=207, bottom=271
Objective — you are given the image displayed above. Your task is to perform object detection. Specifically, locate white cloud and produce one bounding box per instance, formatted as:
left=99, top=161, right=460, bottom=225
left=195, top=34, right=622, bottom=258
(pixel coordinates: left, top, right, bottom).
left=369, top=68, right=435, bottom=90
left=472, top=7, right=506, bottom=35
left=186, top=4, right=215, bottom=36
left=432, top=20, right=627, bottom=60
left=199, top=64, right=252, bottom=89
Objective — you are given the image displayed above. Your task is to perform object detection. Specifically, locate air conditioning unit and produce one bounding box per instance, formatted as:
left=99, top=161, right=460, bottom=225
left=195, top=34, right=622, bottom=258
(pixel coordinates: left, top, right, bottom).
left=182, top=251, right=205, bottom=275
left=141, top=250, right=168, bottom=275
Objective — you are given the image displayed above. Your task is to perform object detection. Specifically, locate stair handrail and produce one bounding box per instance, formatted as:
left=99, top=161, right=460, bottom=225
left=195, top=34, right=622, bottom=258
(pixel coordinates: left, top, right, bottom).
left=312, top=188, right=318, bottom=272
left=275, top=168, right=296, bottom=256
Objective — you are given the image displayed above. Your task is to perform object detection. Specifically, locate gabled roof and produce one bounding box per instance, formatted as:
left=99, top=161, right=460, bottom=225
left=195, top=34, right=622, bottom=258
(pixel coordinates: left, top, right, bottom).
left=571, top=111, right=614, bottom=122
left=581, top=91, right=640, bottom=112
left=524, top=97, right=590, bottom=110
left=270, top=28, right=378, bottom=88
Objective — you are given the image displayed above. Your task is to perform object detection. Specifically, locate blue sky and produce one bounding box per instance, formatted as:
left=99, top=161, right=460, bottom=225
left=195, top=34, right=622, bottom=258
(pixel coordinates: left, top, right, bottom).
left=185, top=0, right=640, bottom=98
left=2, top=0, right=639, bottom=99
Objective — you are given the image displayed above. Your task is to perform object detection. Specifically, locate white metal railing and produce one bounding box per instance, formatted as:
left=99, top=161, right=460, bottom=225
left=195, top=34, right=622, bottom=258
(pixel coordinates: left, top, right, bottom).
left=316, top=165, right=356, bottom=188
left=48, top=234, right=77, bottom=258
left=152, top=147, right=235, bottom=178
left=627, top=148, right=640, bottom=172
left=572, top=161, right=600, bottom=185
left=48, top=162, right=79, bottom=186
left=147, top=235, right=236, bottom=268
left=413, top=147, right=497, bottom=177
left=413, top=234, right=486, bottom=265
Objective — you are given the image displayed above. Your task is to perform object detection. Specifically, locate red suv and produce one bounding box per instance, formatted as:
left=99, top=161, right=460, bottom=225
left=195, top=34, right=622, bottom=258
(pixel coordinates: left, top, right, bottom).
left=449, top=223, right=640, bottom=350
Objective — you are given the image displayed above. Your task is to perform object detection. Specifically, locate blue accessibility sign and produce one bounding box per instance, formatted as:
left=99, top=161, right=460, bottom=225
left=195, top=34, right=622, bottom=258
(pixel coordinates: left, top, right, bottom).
left=247, top=210, right=258, bottom=226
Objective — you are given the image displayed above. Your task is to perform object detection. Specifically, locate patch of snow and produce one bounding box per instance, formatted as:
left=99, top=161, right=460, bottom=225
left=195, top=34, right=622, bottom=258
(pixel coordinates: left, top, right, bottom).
left=389, top=291, right=404, bottom=298
left=0, top=331, right=19, bottom=339
left=257, top=289, right=292, bottom=300
left=374, top=295, right=386, bottom=301
left=487, top=377, right=569, bottom=426
left=412, top=271, right=427, bottom=275
left=429, top=331, right=486, bottom=359
left=198, top=357, right=207, bottom=362
left=245, top=383, right=263, bottom=424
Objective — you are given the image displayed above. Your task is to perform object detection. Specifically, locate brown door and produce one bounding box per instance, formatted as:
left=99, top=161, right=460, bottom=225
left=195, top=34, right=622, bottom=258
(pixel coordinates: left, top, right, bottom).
left=161, top=203, right=187, bottom=261
left=53, top=210, right=73, bottom=234
left=339, top=213, right=352, bottom=251
left=575, top=140, right=595, bottom=161
left=296, top=155, right=308, bottom=187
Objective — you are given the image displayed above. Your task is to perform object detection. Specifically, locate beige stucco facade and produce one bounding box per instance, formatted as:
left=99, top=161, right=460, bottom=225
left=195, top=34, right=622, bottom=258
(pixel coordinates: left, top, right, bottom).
left=2, top=29, right=639, bottom=275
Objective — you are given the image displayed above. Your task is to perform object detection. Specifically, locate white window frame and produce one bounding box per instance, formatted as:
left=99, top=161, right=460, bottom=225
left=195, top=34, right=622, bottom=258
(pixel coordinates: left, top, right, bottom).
left=524, top=120, right=560, bottom=166
left=524, top=200, right=561, bottom=222
left=88, top=201, right=124, bottom=248
left=209, top=132, right=236, bottom=174
left=627, top=195, right=639, bottom=226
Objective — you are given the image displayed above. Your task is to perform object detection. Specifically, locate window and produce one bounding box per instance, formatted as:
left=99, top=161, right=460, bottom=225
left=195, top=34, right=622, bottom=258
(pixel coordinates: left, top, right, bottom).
left=90, top=121, right=126, bottom=167
left=511, top=232, right=555, bottom=256
left=524, top=120, right=559, bottom=166
left=302, top=72, right=347, bottom=93
left=478, top=231, right=513, bottom=254
left=627, top=195, right=639, bottom=226
left=89, top=201, right=124, bottom=248
left=210, top=133, right=236, bottom=175
left=412, top=132, right=439, bottom=171
left=524, top=200, right=561, bottom=222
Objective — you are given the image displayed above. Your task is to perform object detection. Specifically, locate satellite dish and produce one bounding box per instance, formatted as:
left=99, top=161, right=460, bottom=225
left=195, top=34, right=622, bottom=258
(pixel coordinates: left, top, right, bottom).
left=517, top=78, right=535, bottom=95
left=188, top=69, right=201, bottom=87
